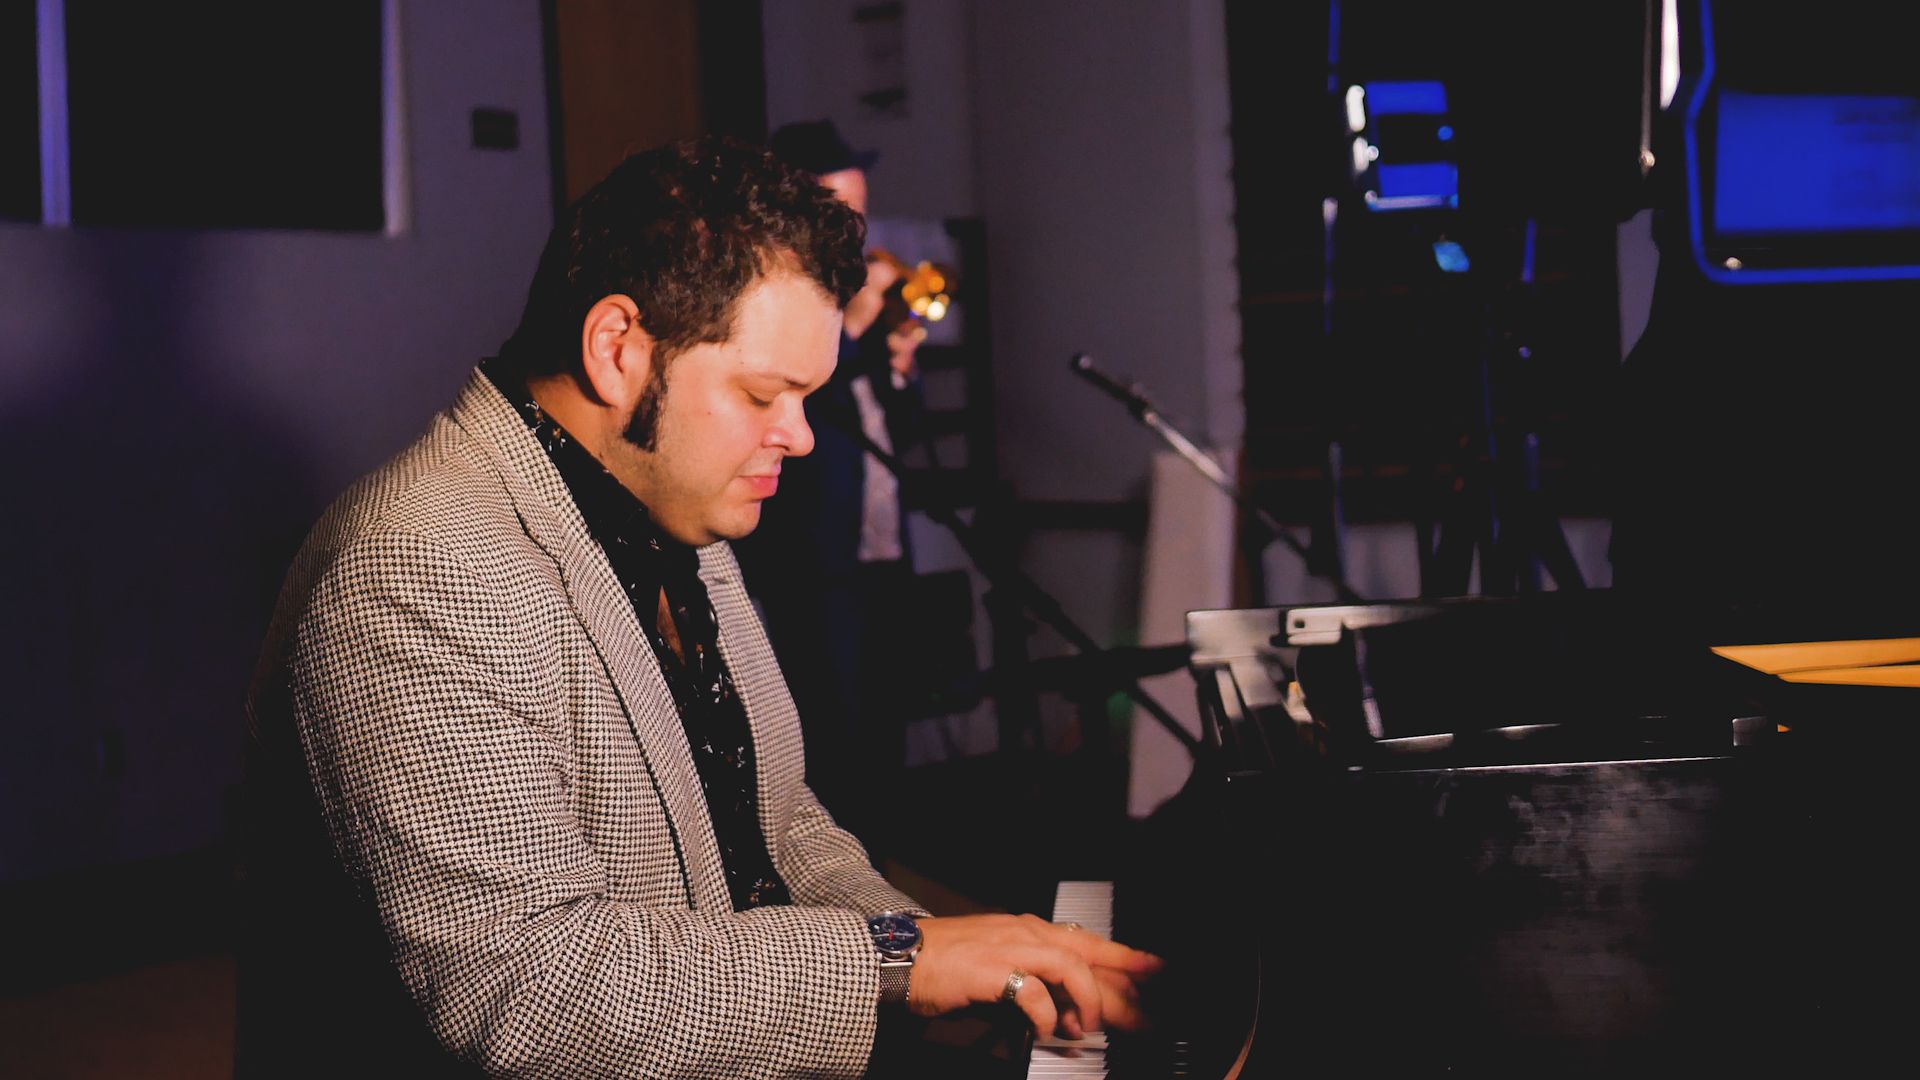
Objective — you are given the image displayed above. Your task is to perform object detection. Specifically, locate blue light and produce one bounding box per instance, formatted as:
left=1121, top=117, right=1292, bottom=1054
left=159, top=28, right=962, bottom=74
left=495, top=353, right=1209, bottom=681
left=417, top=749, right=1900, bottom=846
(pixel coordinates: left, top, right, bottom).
left=1684, top=0, right=1920, bottom=284
left=1436, top=125, right=1454, bottom=142
left=1714, top=92, right=1920, bottom=234
left=1362, top=81, right=1449, bottom=117
left=1377, top=162, right=1457, bottom=200
left=1433, top=240, right=1471, bottom=273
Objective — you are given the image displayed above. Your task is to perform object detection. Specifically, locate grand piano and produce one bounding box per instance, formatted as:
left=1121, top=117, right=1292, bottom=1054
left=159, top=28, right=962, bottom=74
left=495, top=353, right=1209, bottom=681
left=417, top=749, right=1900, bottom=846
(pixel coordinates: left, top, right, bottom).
left=1028, top=589, right=1920, bottom=1078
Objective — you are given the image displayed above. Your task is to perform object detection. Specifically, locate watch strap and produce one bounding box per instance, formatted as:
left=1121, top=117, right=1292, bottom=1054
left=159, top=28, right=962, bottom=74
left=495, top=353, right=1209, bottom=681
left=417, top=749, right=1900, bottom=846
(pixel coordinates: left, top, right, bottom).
left=879, top=958, right=913, bottom=1006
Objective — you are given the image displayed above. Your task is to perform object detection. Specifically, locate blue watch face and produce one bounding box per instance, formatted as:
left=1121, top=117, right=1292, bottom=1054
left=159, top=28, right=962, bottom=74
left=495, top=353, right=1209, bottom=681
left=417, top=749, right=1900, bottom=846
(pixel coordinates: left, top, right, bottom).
left=869, top=913, right=921, bottom=954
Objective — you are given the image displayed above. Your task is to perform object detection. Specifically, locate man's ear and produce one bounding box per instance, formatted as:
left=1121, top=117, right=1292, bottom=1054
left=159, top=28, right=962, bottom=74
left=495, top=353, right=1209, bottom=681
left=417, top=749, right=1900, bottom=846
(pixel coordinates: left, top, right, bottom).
left=579, top=295, right=654, bottom=408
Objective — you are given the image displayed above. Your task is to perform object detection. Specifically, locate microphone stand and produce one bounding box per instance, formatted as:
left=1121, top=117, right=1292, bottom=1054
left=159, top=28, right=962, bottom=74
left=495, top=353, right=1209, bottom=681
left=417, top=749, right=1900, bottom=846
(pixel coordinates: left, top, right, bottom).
left=1068, top=352, right=1365, bottom=605
left=825, top=414, right=1209, bottom=761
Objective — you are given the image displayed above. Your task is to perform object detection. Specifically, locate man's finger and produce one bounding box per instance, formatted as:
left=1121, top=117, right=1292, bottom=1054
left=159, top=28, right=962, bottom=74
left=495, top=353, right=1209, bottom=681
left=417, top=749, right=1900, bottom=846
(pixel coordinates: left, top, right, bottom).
left=1010, top=945, right=1105, bottom=1034
left=1003, top=968, right=1060, bottom=1038
left=1098, top=974, right=1148, bottom=1033
left=1058, top=927, right=1165, bottom=977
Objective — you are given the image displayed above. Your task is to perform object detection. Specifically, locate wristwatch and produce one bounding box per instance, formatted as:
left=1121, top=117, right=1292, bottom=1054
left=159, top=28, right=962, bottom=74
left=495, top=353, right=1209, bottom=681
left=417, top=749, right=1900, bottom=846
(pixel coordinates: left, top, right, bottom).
left=866, top=912, right=923, bottom=1006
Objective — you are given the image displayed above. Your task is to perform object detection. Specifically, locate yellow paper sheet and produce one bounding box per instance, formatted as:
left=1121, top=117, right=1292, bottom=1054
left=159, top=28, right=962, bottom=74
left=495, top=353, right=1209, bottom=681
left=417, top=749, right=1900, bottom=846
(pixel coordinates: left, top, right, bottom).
left=1777, top=664, right=1920, bottom=688
left=1710, top=638, right=1920, bottom=675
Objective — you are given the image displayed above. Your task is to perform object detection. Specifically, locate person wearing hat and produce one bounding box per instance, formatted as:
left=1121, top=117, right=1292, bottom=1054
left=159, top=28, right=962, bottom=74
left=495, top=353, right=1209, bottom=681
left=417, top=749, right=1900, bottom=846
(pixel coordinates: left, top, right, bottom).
left=740, top=120, right=929, bottom=865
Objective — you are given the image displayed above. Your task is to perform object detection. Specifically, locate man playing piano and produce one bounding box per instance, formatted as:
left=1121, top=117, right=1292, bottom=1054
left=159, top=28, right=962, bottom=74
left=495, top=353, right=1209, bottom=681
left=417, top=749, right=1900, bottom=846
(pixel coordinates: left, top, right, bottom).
left=239, top=135, right=1158, bottom=1078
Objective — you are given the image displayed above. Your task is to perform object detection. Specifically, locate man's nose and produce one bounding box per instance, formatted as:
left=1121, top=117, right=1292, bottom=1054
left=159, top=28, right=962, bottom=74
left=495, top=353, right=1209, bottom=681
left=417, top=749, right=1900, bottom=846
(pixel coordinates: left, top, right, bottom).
left=773, top=401, right=813, bottom=458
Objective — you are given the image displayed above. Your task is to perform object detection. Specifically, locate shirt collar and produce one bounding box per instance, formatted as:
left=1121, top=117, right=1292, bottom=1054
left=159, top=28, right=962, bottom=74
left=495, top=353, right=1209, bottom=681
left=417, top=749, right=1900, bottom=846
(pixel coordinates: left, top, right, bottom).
left=481, top=358, right=700, bottom=588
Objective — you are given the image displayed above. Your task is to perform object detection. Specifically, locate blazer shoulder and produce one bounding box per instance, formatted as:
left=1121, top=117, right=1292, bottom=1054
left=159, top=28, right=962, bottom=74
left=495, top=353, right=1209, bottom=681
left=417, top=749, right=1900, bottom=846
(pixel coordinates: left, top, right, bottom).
left=260, top=416, right=541, bottom=655
left=314, top=416, right=522, bottom=558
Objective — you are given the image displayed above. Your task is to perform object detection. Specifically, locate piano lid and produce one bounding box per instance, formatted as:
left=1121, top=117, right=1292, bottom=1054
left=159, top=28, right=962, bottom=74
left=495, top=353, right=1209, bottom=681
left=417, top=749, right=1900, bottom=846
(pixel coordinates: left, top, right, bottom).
left=1187, top=588, right=1920, bottom=769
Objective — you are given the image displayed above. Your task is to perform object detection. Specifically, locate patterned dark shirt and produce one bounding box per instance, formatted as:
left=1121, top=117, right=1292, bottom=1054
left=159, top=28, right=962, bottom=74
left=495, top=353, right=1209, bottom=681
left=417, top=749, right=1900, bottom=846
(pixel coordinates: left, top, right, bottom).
left=485, top=361, right=792, bottom=911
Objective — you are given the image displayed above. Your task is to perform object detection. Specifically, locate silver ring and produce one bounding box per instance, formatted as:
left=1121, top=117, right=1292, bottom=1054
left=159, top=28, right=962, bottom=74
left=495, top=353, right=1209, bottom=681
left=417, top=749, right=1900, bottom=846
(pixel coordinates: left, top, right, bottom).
left=1060, top=921, right=1083, bottom=932
left=1001, top=968, right=1028, bottom=1003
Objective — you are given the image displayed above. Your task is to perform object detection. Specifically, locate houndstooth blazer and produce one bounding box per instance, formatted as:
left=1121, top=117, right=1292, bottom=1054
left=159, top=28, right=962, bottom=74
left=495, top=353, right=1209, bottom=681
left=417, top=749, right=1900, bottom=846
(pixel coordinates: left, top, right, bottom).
left=242, top=368, right=925, bottom=1078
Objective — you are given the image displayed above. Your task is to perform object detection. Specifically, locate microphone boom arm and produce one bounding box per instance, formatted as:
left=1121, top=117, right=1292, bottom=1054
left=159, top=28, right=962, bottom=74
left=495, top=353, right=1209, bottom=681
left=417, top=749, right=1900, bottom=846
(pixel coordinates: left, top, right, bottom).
left=1069, top=352, right=1363, bottom=605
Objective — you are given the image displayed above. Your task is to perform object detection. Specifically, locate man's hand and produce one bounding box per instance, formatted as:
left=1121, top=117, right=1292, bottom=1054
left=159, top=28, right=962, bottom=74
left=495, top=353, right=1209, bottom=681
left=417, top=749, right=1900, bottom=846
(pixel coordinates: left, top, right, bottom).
left=908, top=914, right=1163, bottom=1038
left=844, top=256, right=904, bottom=339
left=886, top=321, right=927, bottom=379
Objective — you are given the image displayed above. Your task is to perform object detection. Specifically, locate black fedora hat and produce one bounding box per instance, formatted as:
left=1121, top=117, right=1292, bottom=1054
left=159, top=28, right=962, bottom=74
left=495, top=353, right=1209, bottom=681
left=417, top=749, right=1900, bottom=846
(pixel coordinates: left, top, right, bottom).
left=768, top=119, right=879, bottom=177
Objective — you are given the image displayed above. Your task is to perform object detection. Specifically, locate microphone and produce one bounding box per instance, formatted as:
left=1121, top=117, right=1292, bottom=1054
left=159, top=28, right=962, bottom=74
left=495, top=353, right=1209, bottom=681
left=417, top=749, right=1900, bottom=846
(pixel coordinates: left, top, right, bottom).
left=1066, top=353, right=1365, bottom=604
left=1068, top=351, right=1233, bottom=491
left=1068, top=352, right=1152, bottom=420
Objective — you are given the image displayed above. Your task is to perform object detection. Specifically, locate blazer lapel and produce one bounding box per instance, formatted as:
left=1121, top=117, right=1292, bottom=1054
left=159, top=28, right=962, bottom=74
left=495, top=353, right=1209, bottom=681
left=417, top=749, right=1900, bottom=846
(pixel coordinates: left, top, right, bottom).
left=698, top=543, right=804, bottom=856
left=447, top=370, right=731, bottom=914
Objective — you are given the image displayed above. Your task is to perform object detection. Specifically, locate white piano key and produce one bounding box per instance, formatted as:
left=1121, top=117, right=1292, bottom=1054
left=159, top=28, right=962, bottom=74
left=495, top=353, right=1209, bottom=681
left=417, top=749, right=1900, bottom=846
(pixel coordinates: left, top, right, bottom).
left=1034, top=1031, right=1109, bottom=1050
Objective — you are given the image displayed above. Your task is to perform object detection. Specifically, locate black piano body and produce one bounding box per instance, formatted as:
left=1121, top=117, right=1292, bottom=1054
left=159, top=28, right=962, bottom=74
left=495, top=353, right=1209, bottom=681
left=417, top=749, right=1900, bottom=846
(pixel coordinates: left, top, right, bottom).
left=1109, top=590, right=1920, bottom=1078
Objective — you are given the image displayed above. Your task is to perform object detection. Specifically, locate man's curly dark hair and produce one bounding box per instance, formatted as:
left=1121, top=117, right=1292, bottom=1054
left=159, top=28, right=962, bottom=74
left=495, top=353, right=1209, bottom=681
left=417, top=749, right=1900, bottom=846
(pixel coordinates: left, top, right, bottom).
left=496, top=135, right=868, bottom=378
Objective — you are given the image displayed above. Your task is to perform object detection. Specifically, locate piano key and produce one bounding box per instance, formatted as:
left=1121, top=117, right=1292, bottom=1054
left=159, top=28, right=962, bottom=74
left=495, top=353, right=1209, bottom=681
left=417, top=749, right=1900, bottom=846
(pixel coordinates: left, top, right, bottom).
left=1035, top=1031, right=1110, bottom=1050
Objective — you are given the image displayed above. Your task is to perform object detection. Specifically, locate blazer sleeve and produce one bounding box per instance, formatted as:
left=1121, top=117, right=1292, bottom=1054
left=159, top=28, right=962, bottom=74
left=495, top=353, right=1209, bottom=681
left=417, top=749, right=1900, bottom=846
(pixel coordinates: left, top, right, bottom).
left=287, top=527, right=882, bottom=1079
left=774, top=786, right=931, bottom=918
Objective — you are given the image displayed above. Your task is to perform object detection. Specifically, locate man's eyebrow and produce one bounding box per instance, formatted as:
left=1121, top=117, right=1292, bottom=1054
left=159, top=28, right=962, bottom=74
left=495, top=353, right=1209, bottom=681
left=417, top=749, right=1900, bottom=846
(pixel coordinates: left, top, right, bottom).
left=742, top=371, right=813, bottom=388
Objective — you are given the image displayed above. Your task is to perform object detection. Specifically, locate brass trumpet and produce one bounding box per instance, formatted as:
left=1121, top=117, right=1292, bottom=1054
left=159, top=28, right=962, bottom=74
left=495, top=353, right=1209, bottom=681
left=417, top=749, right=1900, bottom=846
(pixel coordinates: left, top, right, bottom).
left=870, top=248, right=956, bottom=329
